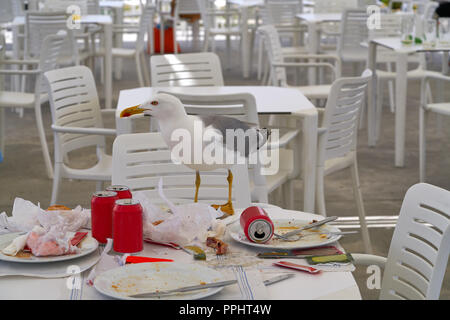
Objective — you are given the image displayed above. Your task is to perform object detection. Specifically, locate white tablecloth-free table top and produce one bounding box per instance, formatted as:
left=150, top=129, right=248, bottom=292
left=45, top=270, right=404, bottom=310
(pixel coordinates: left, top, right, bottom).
left=0, top=207, right=361, bottom=300
left=115, top=86, right=318, bottom=213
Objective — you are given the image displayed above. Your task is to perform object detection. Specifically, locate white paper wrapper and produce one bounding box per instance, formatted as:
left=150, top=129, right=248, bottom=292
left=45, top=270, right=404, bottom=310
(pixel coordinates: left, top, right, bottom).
left=0, top=198, right=89, bottom=233
left=133, top=178, right=224, bottom=246
left=86, top=239, right=125, bottom=286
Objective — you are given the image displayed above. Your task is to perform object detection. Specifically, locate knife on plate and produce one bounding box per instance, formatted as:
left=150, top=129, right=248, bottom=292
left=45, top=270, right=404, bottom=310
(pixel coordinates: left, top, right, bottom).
left=128, top=279, right=238, bottom=298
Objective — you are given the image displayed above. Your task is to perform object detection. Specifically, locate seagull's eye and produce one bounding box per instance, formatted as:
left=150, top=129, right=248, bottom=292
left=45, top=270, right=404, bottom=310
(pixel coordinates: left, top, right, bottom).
left=151, top=101, right=158, bottom=106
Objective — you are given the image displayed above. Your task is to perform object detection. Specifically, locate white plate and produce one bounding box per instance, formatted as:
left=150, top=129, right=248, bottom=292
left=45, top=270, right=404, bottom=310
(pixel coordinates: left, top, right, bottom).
left=228, top=218, right=342, bottom=250
left=0, top=232, right=98, bottom=263
left=94, top=262, right=227, bottom=300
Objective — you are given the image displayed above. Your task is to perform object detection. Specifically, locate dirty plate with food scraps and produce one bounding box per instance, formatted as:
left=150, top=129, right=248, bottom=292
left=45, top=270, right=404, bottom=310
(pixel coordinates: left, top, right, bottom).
left=228, top=219, right=342, bottom=250
left=94, top=262, right=228, bottom=300
left=0, top=232, right=98, bottom=263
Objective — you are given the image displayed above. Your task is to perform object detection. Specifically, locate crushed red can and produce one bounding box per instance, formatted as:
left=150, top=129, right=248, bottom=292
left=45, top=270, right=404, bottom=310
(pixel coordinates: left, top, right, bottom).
left=240, top=206, right=274, bottom=243
left=106, top=185, right=132, bottom=199
left=112, top=198, right=143, bottom=253
left=91, top=191, right=119, bottom=244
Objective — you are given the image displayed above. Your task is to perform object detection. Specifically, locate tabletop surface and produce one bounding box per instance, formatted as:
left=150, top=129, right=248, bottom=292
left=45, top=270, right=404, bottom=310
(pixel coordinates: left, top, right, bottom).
left=296, top=13, right=342, bottom=22
left=0, top=207, right=361, bottom=300
left=227, top=0, right=264, bottom=7
left=371, top=37, right=450, bottom=53
left=116, top=86, right=316, bottom=117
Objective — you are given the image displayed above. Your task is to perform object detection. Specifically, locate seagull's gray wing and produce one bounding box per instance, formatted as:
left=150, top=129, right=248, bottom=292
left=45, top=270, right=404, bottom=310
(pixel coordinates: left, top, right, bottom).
left=198, top=115, right=270, bottom=158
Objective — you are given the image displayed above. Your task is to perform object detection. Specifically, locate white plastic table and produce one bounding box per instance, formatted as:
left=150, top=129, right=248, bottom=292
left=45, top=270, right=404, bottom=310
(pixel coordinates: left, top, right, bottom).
left=227, top=0, right=264, bottom=78
left=367, top=37, right=450, bottom=167
left=115, top=86, right=318, bottom=213
left=12, top=15, right=114, bottom=109
left=0, top=208, right=361, bottom=300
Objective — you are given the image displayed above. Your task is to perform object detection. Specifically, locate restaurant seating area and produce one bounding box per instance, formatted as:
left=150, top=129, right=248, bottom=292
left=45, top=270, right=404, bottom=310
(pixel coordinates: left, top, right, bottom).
left=0, top=0, right=449, bottom=301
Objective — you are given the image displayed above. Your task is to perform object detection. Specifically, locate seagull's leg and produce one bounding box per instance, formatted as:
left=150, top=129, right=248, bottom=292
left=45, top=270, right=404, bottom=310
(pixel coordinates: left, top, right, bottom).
left=194, top=171, right=201, bottom=203
left=211, top=169, right=234, bottom=216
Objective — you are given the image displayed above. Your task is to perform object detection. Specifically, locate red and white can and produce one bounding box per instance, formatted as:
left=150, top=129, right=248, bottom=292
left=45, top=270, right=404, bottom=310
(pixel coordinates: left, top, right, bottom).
left=91, top=191, right=119, bottom=244
left=112, top=199, right=143, bottom=253
left=106, top=185, right=132, bottom=199
left=240, top=206, right=274, bottom=243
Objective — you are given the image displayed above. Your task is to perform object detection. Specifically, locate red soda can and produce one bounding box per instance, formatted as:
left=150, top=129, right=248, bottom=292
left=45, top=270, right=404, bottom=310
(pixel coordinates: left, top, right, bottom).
left=112, top=199, right=143, bottom=253
left=91, top=191, right=119, bottom=244
left=106, top=185, right=132, bottom=199
left=240, top=206, right=274, bottom=243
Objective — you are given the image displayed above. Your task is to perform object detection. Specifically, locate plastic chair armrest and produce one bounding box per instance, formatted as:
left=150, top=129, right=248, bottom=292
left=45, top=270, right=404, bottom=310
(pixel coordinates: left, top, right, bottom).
left=266, top=129, right=300, bottom=149
left=352, top=253, right=387, bottom=269
left=51, top=125, right=117, bottom=136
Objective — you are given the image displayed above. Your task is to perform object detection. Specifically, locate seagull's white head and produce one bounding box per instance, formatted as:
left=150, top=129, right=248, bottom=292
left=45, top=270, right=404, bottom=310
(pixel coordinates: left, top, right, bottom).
left=120, top=93, right=186, bottom=120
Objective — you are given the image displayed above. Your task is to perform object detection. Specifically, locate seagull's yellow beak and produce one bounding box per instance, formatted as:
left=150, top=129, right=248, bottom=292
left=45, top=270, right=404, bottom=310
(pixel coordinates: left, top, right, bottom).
left=120, top=105, right=146, bottom=118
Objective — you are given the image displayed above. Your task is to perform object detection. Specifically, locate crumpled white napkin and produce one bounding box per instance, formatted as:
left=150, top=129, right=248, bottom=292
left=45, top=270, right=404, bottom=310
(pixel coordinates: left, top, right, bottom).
left=86, top=239, right=127, bottom=286
left=0, top=197, right=90, bottom=233
left=133, top=178, right=224, bottom=246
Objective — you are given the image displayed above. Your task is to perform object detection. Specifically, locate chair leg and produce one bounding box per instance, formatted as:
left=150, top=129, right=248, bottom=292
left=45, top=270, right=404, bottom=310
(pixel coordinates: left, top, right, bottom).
left=50, top=162, right=62, bottom=205
left=0, top=108, right=4, bottom=155
left=350, top=158, right=373, bottom=254
left=34, top=101, right=53, bottom=179
left=257, top=40, right=263, bottom=80
left=315, top=166, right=327, bottom=217
left=142, top=52, right=151, bottom=87
left=419, top=106, right=427, bottom=182
left=375, top=78, right=384, bottom=142
left=135, top=53, right=145, bottom=88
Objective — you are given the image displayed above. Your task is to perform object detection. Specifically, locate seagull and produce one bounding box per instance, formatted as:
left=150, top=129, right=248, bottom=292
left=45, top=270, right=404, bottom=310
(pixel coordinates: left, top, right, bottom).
left=120, top=93, right=270, bottom=215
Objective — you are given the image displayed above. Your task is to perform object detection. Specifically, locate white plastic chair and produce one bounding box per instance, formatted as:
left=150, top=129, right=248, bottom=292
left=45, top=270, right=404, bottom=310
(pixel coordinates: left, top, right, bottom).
left=257, top=1, right=308, bottom=81
left=315, top=70, right=373, bottom=253
left=419, top=72, right=450, bottom=183
left=43, top=65, right=117, bottom=204
left=150, top=52, right=224, bottom=87
left=112, top=132, right=252, bottom=208
left=353, top=183, right=450, bottom=299
left=258, top=25, right=341, bottom=101
left=0, top=31, right=70, bottom=179
left=337, top=9, right=369, bottom=73
left=24, top=11, right=89, bottom=67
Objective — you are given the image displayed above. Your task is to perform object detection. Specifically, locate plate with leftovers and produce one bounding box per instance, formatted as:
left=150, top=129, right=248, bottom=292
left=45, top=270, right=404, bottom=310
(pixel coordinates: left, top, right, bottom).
left=228, top=218, right=342, bottom=250
left=0, top=228, right=98, bottom=263
left=94, top=262, right=228, bottom=300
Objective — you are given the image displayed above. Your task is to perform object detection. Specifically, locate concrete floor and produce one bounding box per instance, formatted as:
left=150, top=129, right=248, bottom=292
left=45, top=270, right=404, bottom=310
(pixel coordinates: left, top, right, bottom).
left=0, top=38, right=449, bottom=300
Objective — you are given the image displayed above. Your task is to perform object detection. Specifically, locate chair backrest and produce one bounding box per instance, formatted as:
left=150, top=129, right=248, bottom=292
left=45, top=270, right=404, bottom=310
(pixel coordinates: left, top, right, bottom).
left=43, top=65, right=106, bottom=160
left=338, top=9, right=369, bottom=61
left=150, top=52, right=224, bottom=87
left=36, top=30, right=71, bottom=93
left=380, top=183, right=450, bottom=300
left=264, top=1, right=304, bottom=26
left=178, top=0, right=200, bottom=14
left=314, top=0, right=358, bottom=13
left=112, top=132, right=252, bottom=207
left=87, top=0, right=100, bottom=14
left=318, top=70, right=372, bottom=162
left=43, top=0, right=89, bottom=15
left=257, top=25, right=291, bottom=86
left=136, top=5, right=156, bottom=52
left=0, top=0, right=18, bottom=24
left=25, top=11, right=77, bottom=64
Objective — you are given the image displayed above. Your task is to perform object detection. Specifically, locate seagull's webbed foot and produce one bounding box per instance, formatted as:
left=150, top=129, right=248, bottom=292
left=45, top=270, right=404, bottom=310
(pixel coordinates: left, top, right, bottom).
left=211, top=201, right=234, bottom=219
